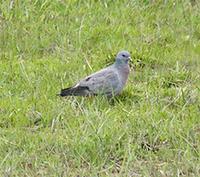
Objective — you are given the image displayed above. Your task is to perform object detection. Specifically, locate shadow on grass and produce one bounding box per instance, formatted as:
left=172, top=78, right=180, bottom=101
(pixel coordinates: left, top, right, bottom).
left=109, top=90, right=142, bottom=106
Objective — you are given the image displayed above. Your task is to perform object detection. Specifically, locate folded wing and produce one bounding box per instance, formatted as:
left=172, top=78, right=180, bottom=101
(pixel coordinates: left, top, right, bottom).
left=59, top=67, right=120, bottom=97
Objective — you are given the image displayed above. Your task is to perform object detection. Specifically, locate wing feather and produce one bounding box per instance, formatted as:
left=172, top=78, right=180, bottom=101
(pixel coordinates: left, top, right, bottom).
left=78, top=68, right=120, bottom=96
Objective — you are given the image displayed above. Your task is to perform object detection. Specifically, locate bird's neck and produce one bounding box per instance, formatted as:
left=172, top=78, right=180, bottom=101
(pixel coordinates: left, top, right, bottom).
left=115, top=58, right=129, bottom=65
left=114, top=62, right=130, bottom=86
left=114, top=60, right=129, bottom=68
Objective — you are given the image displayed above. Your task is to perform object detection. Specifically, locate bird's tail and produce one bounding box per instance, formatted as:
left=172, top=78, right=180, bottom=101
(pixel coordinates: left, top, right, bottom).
left=58, top=86, right=90, bottom=97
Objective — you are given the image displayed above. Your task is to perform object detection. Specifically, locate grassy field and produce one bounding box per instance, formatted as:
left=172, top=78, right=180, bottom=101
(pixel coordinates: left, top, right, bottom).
left=0, top=0, right=200, bottom=176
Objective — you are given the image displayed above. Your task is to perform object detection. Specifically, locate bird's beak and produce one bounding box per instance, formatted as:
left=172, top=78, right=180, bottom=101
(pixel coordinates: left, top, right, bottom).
left=128, top=57, right=132, bottom=61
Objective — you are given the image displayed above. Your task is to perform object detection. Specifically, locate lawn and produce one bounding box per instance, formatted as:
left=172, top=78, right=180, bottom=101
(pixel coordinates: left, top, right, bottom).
left=0, top=0, right=200, bottom=176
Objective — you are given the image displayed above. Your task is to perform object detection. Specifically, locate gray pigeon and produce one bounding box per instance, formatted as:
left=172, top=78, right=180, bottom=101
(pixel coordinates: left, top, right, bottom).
left=59, top=50, right=131, bottom=97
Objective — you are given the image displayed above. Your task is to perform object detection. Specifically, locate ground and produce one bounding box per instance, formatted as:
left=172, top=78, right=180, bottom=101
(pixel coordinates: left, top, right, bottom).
left=0, top=0, right=200, bottom=176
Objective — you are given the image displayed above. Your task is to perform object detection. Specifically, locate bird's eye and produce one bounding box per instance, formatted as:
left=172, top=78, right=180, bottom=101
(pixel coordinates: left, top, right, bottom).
left=122, top=54, right=126, bottom=57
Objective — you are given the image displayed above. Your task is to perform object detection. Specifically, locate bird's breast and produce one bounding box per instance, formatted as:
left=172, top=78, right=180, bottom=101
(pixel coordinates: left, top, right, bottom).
left=119, top=65, right=130, bottom=85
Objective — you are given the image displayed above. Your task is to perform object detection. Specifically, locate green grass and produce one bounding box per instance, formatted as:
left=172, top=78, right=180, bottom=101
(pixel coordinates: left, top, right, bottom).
left=0, top=0, right=200, bottom=176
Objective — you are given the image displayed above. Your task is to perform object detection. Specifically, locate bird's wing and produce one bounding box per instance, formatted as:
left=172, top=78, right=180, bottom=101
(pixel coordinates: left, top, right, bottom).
left=77, top=67, right=120, bottom=96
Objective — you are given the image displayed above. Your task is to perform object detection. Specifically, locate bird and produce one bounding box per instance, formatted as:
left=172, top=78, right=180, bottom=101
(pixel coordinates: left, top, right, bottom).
left=58, top=50, right=131, bottom=98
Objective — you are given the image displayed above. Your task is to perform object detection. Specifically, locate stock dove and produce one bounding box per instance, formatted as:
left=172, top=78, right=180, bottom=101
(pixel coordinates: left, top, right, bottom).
left=59, top=50, right=131, bottom=97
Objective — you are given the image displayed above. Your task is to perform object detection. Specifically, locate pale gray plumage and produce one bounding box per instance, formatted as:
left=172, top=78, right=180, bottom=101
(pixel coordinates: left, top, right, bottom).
left=59, top=50, right=131, bottom=97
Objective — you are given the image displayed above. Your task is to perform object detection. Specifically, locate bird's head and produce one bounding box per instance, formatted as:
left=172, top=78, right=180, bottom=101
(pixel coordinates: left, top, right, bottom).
left=115, top=50, right=131, bottom=64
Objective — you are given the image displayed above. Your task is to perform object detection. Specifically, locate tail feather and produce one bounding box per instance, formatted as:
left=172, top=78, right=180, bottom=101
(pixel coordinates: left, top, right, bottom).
left=58, top=86, right=90, bottom=97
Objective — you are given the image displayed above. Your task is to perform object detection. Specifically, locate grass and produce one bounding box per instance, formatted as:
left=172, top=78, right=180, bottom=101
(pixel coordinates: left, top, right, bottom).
left=0, top=0, right=200, bottom=176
